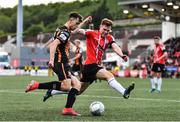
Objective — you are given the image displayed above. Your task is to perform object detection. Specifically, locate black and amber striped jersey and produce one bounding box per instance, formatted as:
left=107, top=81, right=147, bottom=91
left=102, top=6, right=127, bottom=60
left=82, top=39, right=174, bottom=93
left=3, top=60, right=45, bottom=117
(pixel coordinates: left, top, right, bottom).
left=75, top=47, right=83, bottom=65
left=54, top=26, right=71, bottom=63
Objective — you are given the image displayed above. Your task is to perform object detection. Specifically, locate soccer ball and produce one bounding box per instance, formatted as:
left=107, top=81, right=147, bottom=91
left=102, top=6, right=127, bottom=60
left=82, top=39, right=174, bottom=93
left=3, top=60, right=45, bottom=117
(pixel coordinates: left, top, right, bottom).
left=89, top=101, right=105, bottom=116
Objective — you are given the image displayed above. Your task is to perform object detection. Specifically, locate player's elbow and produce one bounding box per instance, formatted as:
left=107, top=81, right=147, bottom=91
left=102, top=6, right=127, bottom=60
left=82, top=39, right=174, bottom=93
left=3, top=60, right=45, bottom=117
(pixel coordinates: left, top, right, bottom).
left=77, top=29, right=85, bottom=35
left=49, top=44, right=55, bottom=52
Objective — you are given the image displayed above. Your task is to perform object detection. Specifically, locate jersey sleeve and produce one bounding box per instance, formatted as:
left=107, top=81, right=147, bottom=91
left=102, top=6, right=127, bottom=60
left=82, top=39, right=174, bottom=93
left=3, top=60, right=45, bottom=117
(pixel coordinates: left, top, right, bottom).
left=85, top=29, right=93, bottom=37
left=54, top=28, right=70, bottom=44
left=161, top=45, right=167, bottom=52
left=108, top=35, right=116, bottom=48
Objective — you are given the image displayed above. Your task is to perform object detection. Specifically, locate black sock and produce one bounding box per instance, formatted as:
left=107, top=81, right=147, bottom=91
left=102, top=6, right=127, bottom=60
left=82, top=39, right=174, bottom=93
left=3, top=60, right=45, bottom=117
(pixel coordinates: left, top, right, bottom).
left=65, top=88, right=79, bottom=108
left=38, top=81, right=61, bottom=90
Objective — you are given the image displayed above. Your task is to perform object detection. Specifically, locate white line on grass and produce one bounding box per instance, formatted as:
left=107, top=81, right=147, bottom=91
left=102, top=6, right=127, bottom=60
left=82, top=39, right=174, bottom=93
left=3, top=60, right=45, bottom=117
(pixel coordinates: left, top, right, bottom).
left=82, top=95, right=180, bottom=103
left=1, top=88, right=180, bottom=91
left=0, top=90, right=180, bottom=103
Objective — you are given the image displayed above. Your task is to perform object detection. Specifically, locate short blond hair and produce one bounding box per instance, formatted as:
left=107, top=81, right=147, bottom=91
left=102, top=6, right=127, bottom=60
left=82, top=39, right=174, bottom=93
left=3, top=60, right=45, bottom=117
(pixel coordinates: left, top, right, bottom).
left=101, top=18, right=113, bottom=27
left=75, top=39, right=81, bottom=43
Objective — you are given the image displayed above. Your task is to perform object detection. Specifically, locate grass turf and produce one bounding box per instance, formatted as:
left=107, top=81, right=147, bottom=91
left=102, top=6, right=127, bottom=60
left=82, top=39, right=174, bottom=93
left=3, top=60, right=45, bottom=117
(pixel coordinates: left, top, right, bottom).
left=0, top=76, right=180, bottom=121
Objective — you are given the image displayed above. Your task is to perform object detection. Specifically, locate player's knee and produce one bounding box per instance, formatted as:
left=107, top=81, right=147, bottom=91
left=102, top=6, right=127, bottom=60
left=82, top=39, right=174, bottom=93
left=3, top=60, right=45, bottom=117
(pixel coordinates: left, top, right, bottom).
left=71, top=80, right=81, bottom=91
left=105, top=72, right=114, bottom=81
left=73, top=82, right=81, bottom=91
left=156, top=74, right=161, bottom=78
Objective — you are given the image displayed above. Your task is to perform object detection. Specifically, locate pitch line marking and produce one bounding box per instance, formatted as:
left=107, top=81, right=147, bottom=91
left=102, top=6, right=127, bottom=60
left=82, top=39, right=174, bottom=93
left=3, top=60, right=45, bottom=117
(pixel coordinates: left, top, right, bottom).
left=0, top=90, right=180, bottom=103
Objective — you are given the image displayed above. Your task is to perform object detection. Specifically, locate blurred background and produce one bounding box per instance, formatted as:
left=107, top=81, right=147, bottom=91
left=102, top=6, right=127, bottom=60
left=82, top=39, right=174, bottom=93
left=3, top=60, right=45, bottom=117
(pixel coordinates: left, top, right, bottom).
left=0, top=0, right=179, bottom=78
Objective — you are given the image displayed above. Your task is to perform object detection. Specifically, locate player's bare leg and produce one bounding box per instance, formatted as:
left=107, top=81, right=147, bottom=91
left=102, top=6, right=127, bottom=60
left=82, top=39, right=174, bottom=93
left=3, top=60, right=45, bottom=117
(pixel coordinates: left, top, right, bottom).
left=78, top=82, right=90, bottom=95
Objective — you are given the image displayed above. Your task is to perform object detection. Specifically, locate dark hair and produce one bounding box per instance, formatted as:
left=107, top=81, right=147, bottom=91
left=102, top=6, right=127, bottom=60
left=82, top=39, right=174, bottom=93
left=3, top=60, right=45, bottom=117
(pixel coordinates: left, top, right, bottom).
left=69, top=12, right=83, bottom=23
left=101, top=18, right=113, bottom=27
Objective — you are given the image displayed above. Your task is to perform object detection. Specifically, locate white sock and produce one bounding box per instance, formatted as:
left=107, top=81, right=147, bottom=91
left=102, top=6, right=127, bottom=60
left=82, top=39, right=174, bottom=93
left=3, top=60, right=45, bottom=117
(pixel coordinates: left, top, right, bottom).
left=157, top=77, right=162, bottom=91
left=108, top=77, right=126, bottom=95
left=51, top=90, right=68, bottom=96
left=150, top=78, right=155, bottom=89
left=153, top=77, right=158, bottom=85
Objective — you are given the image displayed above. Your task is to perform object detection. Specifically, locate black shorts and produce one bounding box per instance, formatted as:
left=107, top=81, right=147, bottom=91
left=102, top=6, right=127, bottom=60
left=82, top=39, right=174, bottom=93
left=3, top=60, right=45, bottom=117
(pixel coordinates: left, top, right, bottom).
left=53, top=62, right=71, bottom=81
left=151, top=63, right=165, bottom=72
left=72, top=64, right=81, bottom=72
left=80, top=63, right=103, bottom=84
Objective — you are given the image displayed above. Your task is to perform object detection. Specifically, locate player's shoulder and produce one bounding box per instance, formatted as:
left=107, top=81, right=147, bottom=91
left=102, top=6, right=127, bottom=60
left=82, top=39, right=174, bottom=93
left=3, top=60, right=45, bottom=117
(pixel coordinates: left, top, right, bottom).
left=85, top=29, right=98, bottom=37
left=54, top=26, right=71, bottom=43
left=159, top=43, right=165, bottom=48
left=59, top=26, right=71, bottom=36
left=161, top=43, right=165, bottom=46
left=107, top=34, right=115, bottom=41
left=86, top=29, right=96, bottom=33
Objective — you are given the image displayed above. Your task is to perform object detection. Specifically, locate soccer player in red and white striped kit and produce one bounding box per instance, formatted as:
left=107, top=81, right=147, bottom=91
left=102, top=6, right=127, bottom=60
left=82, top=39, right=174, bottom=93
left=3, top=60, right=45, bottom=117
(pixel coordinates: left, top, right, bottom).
left=150, top=36, right=167, bottom=93
left=43, top=18, right=135, bottom=102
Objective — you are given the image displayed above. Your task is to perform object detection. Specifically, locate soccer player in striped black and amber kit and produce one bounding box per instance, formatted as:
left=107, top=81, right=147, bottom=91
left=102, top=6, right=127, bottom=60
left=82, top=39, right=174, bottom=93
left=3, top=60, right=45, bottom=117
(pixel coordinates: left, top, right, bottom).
left=25, top=12, right=91, bottom=116
left=43, top=18, right=135, bottom=101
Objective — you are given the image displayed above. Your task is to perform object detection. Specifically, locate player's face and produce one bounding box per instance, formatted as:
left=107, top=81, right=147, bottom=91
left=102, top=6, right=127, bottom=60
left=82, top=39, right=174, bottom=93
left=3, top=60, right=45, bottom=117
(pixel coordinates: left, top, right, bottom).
left=69, top=18, right=80, bottom=30
left=154, top=38, right=160, bottom=44
left=99, top=25, right=111, bottom=37
left=75, top=41, right=80, bottom=46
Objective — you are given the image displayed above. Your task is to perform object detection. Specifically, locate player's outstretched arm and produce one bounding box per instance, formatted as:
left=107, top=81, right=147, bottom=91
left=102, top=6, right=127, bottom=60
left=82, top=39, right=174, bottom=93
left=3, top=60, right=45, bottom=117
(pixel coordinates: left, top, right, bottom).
left=72, top=16, right=92, bottom=35
left=78, top=16, right=92, bottom=29
left=111, top=42, right=128, bottom=62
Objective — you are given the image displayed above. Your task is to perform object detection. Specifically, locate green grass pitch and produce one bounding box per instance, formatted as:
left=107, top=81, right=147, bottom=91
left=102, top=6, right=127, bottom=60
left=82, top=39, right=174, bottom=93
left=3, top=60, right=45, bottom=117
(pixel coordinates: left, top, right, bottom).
left=0, top=76, right=180, bottom=121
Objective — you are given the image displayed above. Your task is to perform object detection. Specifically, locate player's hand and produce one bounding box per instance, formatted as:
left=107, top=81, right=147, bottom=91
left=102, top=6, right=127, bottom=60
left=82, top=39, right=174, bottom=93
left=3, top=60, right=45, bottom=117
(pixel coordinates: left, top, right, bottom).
left=84, top=16, right=92, bottom=24
left=121, top=55, right=128, bottom=62
left=48, top=61, right=54, bottom=68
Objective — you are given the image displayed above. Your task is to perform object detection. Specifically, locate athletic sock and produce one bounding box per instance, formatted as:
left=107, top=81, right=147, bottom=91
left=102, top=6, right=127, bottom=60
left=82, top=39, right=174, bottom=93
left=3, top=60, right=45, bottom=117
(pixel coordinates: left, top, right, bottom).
left=153, top=77, right=158, bottom=85
left=51, top=90, right=68, bottom=95
left=65, top=88, right=79, bottom=108
left=38, top=81, right=61, bottom=90
left=157, top=77, right=162, bottom=91
left=150, top=78, right=155, bottom=89
left=108, top=77, right=126, bottom=95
